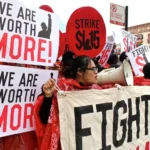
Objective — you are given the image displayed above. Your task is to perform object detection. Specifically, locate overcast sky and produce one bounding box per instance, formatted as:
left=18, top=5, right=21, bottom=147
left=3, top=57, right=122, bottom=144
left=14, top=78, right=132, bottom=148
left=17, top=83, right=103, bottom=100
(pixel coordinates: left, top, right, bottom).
left=18, top=0, right=149, bottom=35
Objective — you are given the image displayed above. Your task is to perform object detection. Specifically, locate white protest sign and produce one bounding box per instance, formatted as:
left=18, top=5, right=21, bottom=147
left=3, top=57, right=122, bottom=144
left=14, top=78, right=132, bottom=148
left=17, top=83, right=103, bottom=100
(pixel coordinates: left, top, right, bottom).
left=0, top=0, right=59, bottom=66
left=58, top=87, right=150, bottom=150
left=0, top=65, right=58, bottom=137
left=122, top=30, right=137, bottom=52
left=107, top=35, right=114, bottom=42
left=99, top=42, right=114, bottom=67
left=127, top=45, right=150, bottom=76
left=110, top=3, right=125, bottom=26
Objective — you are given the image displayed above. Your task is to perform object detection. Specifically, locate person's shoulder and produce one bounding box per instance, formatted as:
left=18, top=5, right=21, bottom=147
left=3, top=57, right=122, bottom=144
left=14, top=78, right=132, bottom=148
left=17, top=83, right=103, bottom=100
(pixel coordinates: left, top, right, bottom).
left=38, top=31, right=43, bottom=36
left=58, top=77, right=81, bottom=91
left=134, top=76, right=150, bottom=86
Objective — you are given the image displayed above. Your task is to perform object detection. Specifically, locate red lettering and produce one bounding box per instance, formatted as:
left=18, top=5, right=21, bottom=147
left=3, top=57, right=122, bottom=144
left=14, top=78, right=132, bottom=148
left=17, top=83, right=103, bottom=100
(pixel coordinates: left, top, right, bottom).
left=10, top=104, right=22, bottom=130
left=123, top=38, right=128, bottom=52
left=38, top=39, right=46, bottom=62
left=130, top=41, right=134, bottom=51
left=48, top=41, right=52, bottom=63
left=0, top=105, right=8, bottom=132
left=136, top=147, right=139, bottom=150
left=10, top=35, right=22, bottom=59
left=123, top=38, right=136, bottom=52
left=136, top=56, right=145, bottom=73
left=130, top=142, right=150, bottom=150
left=24, top=37, right=35, bottom=61
left=23, top=103, right=33, bottom=128
left=0, top=33, right=7, bottom=58
left=0, top=34, right=50, bottom=63
left=145, top=142, right=150, bottom=150
left=100, top=50, right=110, bottom=65
left=130, top=146, right=140, bottom=150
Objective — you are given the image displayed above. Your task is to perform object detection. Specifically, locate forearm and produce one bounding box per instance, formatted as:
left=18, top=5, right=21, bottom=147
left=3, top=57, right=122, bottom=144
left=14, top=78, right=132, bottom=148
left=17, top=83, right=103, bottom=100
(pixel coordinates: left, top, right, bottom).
left=39, top=96, right=53, bottom=124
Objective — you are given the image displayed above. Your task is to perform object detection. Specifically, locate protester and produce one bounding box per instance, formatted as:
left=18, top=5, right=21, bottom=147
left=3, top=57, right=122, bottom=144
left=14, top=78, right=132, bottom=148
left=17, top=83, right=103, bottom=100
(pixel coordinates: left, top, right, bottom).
left=59, top=50, right=76, bottom=78
left=107, top=53, right=120, bottom=68
left=134, top=63, right=150, bottom=85
left=51, top=51, right=76, bottom=77
left=143, top=63, right=150, bottom=79
left=93, top=56, right=105, bottom=72
left=111, top=43, right=117, bottom=54
left=34, top=55, right=115, bottom=150
left=119, top=51, right=128, bottom=63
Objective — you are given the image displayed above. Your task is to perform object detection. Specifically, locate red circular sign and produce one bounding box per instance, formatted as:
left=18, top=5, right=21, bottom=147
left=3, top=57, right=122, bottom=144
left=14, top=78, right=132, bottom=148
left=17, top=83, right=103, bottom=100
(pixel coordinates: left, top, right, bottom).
left=39, top=5, right=54, bottom=13
left=63, top=33, right=70, bottom=52
left=57, top=31, right=65, bottom=58
left=66, top=6, right=106, bottom=58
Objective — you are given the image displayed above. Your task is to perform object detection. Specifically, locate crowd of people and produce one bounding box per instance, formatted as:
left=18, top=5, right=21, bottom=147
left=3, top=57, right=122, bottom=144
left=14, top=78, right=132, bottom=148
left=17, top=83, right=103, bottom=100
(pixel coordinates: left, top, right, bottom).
left=1, top=43, right=150, bottom=150
left=34, top=45, right=150, bottom=150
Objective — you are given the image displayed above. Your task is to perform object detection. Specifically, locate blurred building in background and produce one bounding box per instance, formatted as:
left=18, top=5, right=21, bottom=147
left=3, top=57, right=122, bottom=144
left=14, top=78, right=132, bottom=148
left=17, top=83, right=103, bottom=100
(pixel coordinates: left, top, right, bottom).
left=128, top=23, right=150, bottom=46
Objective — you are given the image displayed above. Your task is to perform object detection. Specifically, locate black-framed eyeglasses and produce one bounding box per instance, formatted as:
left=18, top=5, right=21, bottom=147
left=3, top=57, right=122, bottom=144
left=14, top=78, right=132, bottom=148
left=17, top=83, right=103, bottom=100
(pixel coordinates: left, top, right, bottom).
left=84, top=67, right=98, bottom=73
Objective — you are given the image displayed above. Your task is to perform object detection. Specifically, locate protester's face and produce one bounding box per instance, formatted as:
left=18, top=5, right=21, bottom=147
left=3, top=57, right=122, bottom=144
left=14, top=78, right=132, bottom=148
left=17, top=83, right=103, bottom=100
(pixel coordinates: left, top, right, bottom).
left=82, top=60, right=98, bottom=85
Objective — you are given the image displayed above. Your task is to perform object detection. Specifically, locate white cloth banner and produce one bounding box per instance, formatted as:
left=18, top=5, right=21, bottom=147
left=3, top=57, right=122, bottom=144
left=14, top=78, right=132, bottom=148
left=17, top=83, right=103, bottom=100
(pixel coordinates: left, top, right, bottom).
left=0, top=65, right=58, bottom=137
left=127, top=45, right=150, bottom=76
left=0, top=0, right=59, bottom=66
left=58, top=87, right=150, bottom=150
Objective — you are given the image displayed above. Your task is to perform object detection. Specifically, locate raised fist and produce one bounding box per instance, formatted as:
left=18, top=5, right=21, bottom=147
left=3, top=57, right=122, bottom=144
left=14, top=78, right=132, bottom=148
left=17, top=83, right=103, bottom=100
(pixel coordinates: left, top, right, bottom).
left=48, top=14, right=51, bottom=18
left=42, top=78, right=55, bottom=97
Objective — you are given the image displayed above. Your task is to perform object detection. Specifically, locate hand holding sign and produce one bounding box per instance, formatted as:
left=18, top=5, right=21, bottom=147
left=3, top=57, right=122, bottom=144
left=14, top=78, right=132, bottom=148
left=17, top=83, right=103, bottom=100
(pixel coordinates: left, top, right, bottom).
left=43, top=79, right=55, bottom=97
left=66, top=6, right=106, bottom=57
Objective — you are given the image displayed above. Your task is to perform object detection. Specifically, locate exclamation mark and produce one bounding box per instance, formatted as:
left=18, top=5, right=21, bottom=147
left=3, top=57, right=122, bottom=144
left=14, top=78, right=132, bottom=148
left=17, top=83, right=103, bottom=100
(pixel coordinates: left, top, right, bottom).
left=48, top=41, right=52, bottom=63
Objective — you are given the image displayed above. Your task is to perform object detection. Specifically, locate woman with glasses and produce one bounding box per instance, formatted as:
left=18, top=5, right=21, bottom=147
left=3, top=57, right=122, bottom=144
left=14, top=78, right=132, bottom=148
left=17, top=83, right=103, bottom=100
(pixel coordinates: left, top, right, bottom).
left=34, top=55, right=114, bottom=150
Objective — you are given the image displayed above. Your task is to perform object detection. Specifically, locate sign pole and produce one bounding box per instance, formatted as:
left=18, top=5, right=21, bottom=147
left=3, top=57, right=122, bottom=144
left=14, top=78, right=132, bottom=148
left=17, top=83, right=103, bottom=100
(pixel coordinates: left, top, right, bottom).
left=125, top=6, right=128, bottom=31
left=125, top=6, right=129, bottom=51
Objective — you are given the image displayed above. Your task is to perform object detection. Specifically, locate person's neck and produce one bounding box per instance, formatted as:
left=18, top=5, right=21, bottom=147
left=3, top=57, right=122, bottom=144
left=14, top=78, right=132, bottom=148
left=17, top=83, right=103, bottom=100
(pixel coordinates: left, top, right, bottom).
left=76, top=78, right=85, bottom=86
